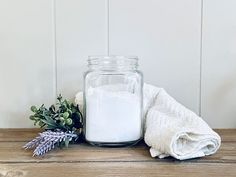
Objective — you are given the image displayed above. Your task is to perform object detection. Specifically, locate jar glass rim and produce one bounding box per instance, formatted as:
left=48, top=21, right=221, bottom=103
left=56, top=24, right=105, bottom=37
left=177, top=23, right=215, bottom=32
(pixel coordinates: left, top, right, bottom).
left=87, top=55, right=139, bottom=70
left=88, top=55, right=138, bottom=62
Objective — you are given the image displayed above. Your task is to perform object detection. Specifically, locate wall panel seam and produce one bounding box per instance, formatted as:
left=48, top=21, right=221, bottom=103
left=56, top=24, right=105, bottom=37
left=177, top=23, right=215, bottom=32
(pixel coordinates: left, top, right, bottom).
left=199, top=0, right=204, bottom=116
left=107, top=0, right=110, bottom=55
left=52, top=0, right=58, bottom=100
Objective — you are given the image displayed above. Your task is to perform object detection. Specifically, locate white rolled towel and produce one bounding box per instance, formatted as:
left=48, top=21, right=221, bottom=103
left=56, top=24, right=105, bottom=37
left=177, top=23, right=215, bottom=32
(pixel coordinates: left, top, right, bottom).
left=143, top=83, right=221, bottom=160
left=75, top=83, right=221, bottom=160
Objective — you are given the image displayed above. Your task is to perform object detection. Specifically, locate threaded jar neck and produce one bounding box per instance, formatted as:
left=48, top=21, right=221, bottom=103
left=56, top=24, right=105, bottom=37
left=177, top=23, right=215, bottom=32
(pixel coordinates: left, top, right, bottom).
left=88, top=56, right=138, bottom=71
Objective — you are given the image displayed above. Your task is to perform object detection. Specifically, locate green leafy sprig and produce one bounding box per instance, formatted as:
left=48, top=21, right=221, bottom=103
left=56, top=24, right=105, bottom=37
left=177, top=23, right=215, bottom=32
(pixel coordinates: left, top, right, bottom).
left=24, top=95, right=84, bottom=156
left=29, top=94, right=83, bottom=133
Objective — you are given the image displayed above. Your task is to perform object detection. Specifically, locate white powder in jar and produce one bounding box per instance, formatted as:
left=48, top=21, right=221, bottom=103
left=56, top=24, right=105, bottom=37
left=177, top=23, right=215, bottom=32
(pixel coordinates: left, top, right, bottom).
left=85, top=85, right=142, bottom=143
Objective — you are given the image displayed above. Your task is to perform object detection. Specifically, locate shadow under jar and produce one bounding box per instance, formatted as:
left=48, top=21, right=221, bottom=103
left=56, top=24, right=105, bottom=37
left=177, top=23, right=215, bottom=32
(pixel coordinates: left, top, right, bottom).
left=83, top=56, right=143, bottom=147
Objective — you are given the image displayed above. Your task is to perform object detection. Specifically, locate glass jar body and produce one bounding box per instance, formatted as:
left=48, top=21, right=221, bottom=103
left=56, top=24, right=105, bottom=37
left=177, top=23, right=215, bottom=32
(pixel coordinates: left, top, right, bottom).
left=83, top=56, right=143, bottom=146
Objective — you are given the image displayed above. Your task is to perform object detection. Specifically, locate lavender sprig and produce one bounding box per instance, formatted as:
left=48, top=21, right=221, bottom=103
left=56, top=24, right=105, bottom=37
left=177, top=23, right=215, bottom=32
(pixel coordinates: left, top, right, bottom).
left=23, top=136, right=43, bottom=149
left=23, top=130, right=77, bottom=156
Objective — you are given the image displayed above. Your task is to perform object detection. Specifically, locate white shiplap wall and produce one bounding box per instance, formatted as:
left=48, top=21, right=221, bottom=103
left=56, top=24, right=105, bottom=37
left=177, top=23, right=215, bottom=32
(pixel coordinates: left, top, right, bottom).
left=56, top=0, right=108, bottom=99
left=201, top=0, right=236, bottom=128
left=0, top=0, right=235, bottom=128
left=109, top=0, right=201, bottom=113
left=0, top=0, right=55, bottom=128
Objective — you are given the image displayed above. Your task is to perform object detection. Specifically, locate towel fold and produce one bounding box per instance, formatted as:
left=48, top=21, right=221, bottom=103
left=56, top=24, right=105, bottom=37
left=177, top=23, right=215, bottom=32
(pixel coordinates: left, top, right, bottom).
left=75, top=83, right=221, bottom=160
left=143, top=83, right=221, bottom=160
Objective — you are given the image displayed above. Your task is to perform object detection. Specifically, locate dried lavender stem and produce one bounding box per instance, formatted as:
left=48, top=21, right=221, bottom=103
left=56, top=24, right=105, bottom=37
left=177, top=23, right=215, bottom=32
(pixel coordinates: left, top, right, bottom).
left=23, top=130, right=77, bottom=156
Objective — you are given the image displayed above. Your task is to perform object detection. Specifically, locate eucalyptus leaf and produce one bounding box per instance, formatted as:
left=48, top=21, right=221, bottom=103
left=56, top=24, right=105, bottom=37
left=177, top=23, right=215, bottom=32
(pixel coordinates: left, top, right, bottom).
left=29, top=94, right=83, bottom=132
left=64, top=138, right=70, bottom=148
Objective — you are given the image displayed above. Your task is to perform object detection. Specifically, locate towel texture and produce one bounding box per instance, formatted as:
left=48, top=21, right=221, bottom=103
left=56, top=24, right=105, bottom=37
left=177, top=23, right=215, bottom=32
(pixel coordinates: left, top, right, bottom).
left=143, top=84, right=221, bottom=160
left=75, top=83, right=221, bottom=160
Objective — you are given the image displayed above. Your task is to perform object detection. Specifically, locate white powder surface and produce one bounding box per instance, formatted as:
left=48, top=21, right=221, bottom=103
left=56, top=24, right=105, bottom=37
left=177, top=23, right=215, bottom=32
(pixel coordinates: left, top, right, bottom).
left=86, top=85, right=142, bottom=142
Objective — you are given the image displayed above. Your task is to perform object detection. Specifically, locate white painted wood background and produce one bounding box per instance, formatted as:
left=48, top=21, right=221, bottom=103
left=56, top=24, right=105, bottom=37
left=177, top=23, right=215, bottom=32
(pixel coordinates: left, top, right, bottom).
left=0, top=0, right=235, bottom=128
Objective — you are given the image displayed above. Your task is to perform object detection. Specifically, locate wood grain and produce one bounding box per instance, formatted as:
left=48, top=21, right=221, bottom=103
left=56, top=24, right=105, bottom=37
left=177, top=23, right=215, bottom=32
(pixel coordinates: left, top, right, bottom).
left=0, top=162, right=236, bottom=177
left=0, top=129, right=235, bottom=177
left=1, top=129, right=235, bottom=142
left=215, top=129, right=236, bottom=142
left=0, top=129, right=40, bottom=142
left=0, top=142, right=235, bottom=163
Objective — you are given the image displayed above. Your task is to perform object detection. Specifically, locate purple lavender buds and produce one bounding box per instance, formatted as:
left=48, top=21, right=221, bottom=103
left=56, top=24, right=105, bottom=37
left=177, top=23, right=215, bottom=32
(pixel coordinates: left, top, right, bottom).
left=23, top=130, right=77, bottom=156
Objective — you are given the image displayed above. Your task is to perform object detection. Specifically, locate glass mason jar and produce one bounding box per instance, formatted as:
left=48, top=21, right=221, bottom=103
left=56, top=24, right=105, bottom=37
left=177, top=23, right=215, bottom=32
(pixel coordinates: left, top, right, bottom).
left=83, top=56, right=143, bottom=146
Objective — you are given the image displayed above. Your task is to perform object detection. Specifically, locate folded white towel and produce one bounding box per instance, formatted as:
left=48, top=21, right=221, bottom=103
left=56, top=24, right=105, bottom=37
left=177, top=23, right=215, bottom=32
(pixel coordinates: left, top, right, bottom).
left=143, top=83, right=221, bottom=160
left=75, top=83, right=221, bottom=160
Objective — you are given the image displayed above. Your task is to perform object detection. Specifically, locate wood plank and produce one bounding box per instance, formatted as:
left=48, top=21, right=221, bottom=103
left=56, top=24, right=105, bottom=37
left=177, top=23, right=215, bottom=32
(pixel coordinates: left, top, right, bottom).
left=0, top=129, right=235, bottom=142
left=0, top=129, right=235, bottom=176
left=0, top=129, right=40, bottom=142
left=0, top=141, right=235, bottom=163
left=215, top=129, right=236, bottom=142
left=0, top=141, right=152, bottom=163
left=0, top=162, right=236, bottom=177
left=0, top=129, right=235, bottom=164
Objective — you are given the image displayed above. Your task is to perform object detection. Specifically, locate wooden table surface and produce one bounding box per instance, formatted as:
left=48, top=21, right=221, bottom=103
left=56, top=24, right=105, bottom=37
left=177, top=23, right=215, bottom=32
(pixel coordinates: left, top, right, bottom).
left=0, top=129, right=235, bottom=177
